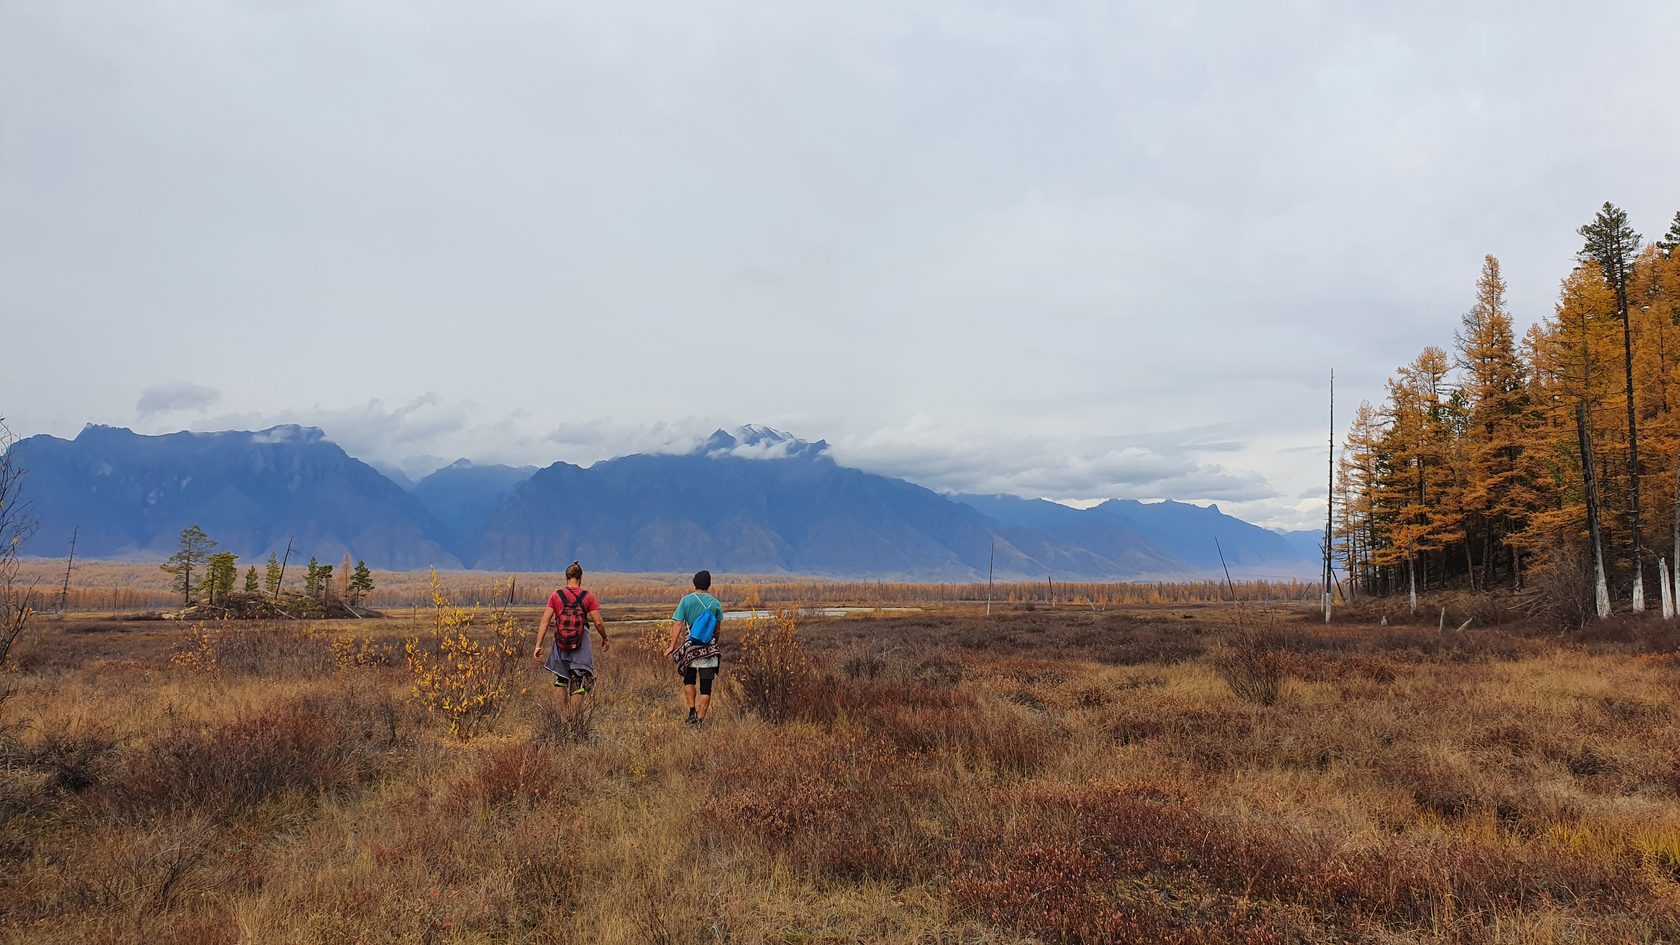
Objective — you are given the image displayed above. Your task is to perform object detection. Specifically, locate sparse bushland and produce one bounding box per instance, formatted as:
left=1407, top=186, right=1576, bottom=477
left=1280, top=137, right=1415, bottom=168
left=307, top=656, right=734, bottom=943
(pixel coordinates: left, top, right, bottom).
left=3, top=604, right=1680, bottom=943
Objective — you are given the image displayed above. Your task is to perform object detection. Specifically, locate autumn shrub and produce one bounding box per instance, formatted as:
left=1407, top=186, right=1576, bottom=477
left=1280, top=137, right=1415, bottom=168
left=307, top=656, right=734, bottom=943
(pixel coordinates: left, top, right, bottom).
left=532, top=695, right=596, bottom=745
left=441, top=741, right=577, bottom=815
left=69, top=815, right=225, bottom=920
left=117, top=687, right=408, bottom=813
left=948, top=781, right=1312, bottom=944
left=715, top=729, right=939, bottom=881
left=846, top=682, right=1053, bottom=773
left=911, top=654, right=964, bottom=687
left=1211, top=629, right=1295, bottom=705
left=404, top=573, right=527, bottom=740
left=168, top=624, right=221, bottom=675
left=27, top=726, right=119, bottom=793
left=730, top=607, right=817, bottom=723
left=329, top=633, right=395, bottom=669
left=168, top=621, right=333, bottom=678
left=1524, top=541, right=1597, bottom=631
left=951, top=778, right=1658, bottom=942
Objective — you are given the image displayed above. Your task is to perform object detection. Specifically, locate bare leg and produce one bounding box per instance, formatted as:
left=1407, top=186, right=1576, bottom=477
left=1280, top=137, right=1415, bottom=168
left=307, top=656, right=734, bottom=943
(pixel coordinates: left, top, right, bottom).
left=683, top=683, right=697, bottom=713
left=696, top=691, right=711, bottom=721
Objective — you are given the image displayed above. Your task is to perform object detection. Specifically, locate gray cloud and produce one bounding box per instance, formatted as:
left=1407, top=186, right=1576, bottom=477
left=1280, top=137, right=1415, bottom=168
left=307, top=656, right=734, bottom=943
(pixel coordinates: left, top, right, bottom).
left=827, top=422, right=1278, bottom=504
left=136, top=382, right=220, bottom=417
left=5, top=1, right=1678, bottom=533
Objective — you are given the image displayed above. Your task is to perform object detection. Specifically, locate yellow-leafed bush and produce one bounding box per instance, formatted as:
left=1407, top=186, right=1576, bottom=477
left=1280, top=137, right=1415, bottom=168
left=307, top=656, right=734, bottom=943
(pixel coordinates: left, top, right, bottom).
left=731, top=604, right=814, bottom=723
left=404, top=572, right=526, bottom=740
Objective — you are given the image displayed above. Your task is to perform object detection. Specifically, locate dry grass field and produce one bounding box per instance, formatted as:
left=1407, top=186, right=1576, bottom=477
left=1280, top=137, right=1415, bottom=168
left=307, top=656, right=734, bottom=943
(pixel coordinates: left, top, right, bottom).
left=3, top=597, right=1679, bottom=943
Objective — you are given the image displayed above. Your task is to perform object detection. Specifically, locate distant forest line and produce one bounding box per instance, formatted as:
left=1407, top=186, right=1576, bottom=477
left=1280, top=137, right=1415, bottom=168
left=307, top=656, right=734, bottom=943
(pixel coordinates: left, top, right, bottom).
left=17, top=559, right=1323, bottom=612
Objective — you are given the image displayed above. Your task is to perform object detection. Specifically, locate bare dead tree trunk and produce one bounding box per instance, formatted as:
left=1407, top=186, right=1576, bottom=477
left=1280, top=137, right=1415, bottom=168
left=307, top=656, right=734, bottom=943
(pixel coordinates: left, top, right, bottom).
left=274, top=537, right=294, bottom=602
left=0, top=417, right=38, bottom=681
left=1325, top=370, right=1335, bottom=623
left=1408, top=549, right=1419, bottom=616
left=986, top=541, right=994, bottom=617
left=1660, top=556, right=1674, bottom=620
left=57, top=526, right=77, bottom=615
left=1576, top=402, right=1612, bottom=620
left=1620, top=274, right=1644, bottom=613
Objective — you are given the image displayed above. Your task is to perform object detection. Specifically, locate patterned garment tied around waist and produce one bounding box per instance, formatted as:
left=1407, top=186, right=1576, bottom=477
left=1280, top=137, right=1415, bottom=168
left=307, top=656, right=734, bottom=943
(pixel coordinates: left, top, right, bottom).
left=673, top=639, right=721, bottom=673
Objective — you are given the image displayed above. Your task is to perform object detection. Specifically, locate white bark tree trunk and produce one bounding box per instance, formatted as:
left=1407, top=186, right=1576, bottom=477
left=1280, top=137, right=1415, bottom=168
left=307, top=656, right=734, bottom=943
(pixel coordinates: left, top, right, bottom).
left=1660, top=557, right=1674, bottom=620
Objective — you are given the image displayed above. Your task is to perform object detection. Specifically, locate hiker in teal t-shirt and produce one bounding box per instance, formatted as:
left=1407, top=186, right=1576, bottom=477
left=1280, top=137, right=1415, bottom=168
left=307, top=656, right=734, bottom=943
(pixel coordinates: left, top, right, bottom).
left=663, top=569, right=723, bottom=725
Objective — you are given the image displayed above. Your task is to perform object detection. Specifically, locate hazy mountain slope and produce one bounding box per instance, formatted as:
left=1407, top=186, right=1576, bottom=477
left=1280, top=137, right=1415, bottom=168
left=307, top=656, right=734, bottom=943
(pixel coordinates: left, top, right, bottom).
left=7, top=422, right=1316, bottom=580
left=411, top=460, right=536, bottom=546
left=10, top=425, right=460, bottom=568
left=952, top=494, right=1189, bottom=576
left=470, top=450, right=1044, bottom=577
left=1090, top=499, right=1313, bottom=574
left=1278, top=528, right=1326, bottom=563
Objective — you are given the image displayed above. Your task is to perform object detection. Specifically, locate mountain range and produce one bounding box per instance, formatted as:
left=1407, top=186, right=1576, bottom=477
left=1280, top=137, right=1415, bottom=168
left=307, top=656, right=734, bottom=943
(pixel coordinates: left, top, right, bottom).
left=7, top=424, right=1320, bottom=580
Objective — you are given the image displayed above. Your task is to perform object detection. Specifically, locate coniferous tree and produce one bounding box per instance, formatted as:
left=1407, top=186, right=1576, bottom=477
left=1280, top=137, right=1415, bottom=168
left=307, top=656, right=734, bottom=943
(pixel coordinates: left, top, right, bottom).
left=264, top=552, right=282, bottom=597
left=1380, top=347, right=1459, bottom=606
left=303, top=556, right=320, bottom=599
left=1578, top=202, right=1647, bottom=610
left=1659, top=211, right=1680, bottom=258
left=1338, top=401, right=1386, bottom=595
left=1454, top=256, right=1538, bottom=587
left=350, top=560, right=374, bottom=606
left=203, top=552, right=239, bottom=605
left=160, top=525, right=214, bottom=605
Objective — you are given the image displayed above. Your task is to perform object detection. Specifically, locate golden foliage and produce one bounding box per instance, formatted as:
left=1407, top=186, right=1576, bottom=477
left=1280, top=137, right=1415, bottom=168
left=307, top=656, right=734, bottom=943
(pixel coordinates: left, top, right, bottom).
left=329, top=634, right=390, bottom=670
left=403, top=571, right=527, bottom=740
left=168, top=623, right=220, bottom=675
left=730, top=603, right=814, bottom=723
left=1340, top=238, right=1680, bottom=609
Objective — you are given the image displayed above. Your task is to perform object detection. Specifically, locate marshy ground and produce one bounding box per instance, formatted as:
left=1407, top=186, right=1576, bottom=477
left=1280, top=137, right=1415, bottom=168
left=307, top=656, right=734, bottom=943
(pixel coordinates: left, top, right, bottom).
left=3, top=603, right=1679, bottom=943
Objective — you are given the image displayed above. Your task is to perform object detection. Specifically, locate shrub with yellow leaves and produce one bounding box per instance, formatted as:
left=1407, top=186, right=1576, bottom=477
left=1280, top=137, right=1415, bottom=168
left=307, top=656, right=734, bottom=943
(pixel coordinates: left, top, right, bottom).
left=169, top=623, right=221, bottom=675
left=329, top=634, right=391, bottom=670
left=404, top=571, right=528, bottom=740
left=731, top=602, right=814, bottom=723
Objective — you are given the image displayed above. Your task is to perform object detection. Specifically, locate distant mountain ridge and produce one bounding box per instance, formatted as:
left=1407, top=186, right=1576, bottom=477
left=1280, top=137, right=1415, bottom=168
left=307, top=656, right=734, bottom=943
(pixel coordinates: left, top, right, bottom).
left=949, top=494, right=1311, bottom=578
left=11, top=424, right=459, bottom=568
left=7, top=423, right=1319, bottom=579
left=411, top=459, right=538, bottom=547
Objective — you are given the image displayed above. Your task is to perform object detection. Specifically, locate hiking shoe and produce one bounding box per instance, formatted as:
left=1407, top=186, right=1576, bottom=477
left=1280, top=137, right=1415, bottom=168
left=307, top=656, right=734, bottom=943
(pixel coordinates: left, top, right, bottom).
left=552, top=674, right=566, bottom=689
left=686, top=707, right=698, bottom=723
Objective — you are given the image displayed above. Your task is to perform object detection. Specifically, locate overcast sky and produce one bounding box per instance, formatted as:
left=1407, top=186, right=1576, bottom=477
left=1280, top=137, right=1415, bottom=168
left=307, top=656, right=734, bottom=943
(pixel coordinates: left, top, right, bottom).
left=4, top=1, right=1679, bottom=529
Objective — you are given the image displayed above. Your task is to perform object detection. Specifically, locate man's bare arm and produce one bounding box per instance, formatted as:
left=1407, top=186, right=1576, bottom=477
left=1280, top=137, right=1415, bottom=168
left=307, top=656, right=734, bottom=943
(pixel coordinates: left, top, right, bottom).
left=663, top=619, right=684, bottom=657
left=532, top=605, right=554, bottom=661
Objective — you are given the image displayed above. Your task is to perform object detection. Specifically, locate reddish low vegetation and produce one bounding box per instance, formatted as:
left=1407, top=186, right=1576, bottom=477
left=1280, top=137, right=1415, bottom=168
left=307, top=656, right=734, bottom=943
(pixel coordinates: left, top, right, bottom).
left=2, top=602, right=1678, bottom=943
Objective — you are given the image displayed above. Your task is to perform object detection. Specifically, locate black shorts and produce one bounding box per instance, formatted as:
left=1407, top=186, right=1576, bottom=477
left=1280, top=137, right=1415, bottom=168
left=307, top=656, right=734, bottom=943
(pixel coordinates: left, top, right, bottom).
left=682, top=665, right=719, bottom=685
